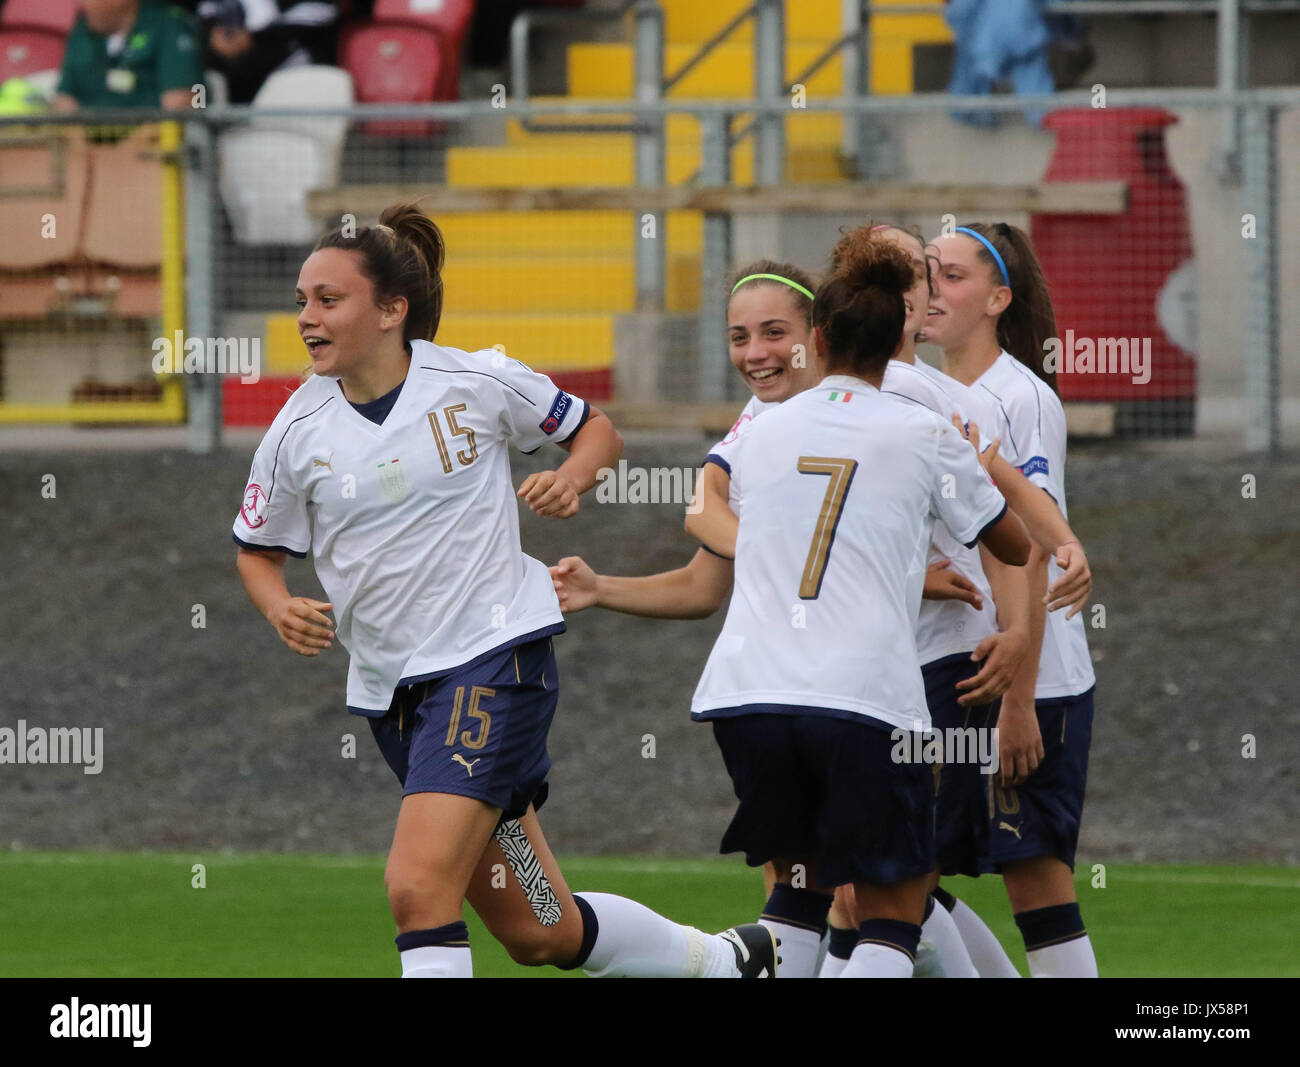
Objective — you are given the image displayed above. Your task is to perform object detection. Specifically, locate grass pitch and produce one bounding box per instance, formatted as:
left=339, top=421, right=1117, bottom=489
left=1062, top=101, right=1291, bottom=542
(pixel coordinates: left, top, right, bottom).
left=1, top=852, right=1295, bottom=977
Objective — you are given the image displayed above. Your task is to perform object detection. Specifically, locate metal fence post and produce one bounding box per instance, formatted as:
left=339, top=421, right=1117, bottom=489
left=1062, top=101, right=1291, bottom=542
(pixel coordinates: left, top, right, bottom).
left=1241, top=102, right=1278, bottom=454
left=698, top=112, right=732, bottom=402
left=185, top=117, right=220, bottom=454
left=634, top=0, right=665, bottom=311
left=754, top=0, right=785, bottom=185
left=1217, top=0, right=1243, bottom=180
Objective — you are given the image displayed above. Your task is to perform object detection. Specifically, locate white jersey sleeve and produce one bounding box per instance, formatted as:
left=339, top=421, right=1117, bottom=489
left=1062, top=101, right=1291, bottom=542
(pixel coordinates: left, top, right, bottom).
left=929, top=418, right=1008, bottom=548
left=704, top=395, right=775, bottom=476
left=976, top=352, right=1052, bottom=494
left=233, top=383, right=325, bottom=557
left=483, top=352, right=589, bottom=454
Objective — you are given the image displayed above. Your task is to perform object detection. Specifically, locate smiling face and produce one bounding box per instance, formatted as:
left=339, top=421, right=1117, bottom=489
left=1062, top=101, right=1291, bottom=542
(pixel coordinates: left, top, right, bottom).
left=295, top=247, right=404, bottom=378
left=727, top=283, right=819, bottom=402
left=921, top=232, right=1009, bottom=349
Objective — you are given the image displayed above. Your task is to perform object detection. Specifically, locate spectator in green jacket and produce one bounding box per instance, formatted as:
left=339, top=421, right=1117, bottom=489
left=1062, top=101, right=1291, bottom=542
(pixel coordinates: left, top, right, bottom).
left=53, top=0, right=204, bottom=111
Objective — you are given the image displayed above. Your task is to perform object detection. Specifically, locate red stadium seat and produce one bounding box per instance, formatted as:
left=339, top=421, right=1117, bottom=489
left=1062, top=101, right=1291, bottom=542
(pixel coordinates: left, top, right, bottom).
left=372, top=0, right=474, bottom=44
left=372, top=0, right=473, bottom=99
left=0, top=29, right=66, bottom=81
left=339, top=22, right=444, bottom=136
left=0, top=0, right=79, bottom=35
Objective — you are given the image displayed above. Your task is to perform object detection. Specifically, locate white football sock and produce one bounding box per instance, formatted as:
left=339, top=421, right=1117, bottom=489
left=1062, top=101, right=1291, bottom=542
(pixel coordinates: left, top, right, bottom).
left=948, top=896, right=1022, bottom=977
left=819, top=953, right=849, bottom=978
left=400, top=945, right=472, bottom=978
left=1027, top=935, right=1098, bottom=978
left=840, top=942, right=915, bottom=978
left=760, top=919, right=820, bottom=978
left=577, top=891, right=725, bottom=978
left=918, top=900, right=979, bottom=977
left=813, top=928, right=830, bottom=977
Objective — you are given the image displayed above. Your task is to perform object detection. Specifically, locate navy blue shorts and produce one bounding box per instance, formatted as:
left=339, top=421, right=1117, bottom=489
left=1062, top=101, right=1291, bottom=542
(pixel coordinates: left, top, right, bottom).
left=980, top=686, right=1095, bottom=874
left=927, top=653, right=1001, bottom=878
left=710, top=710, right=935, bottom=889
left=368, top=637, right=559, bottom=822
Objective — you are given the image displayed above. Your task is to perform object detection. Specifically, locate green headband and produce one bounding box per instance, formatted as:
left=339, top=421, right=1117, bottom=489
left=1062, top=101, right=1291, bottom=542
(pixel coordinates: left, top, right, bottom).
left=731, top=273, right=815, bottom=301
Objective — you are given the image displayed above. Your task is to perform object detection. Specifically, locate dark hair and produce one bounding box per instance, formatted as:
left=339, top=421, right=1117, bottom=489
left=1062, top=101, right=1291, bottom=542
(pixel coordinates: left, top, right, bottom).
left=728, top=259, right=817, bottom=325
left=314, top=201, right=447, bottom=342
left=813, top=226, right=914, bottom=378
left=835, top=220, right=932, bottom=297
left=957, top=221, right=1059, bottom=395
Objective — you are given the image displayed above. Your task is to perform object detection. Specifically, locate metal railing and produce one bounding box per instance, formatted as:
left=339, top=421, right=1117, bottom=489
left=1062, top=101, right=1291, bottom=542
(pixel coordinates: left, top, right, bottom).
left=1, top=86, right=1291, bottom=452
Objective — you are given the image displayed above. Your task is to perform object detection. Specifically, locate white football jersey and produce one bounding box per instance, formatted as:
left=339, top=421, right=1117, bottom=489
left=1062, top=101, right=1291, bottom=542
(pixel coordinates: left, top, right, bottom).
left=883, top=358, right=1002, bottom=665
left=704, top=394, right=780, bottom=517
left=233, top=340, right=589, bottom=715
left=975, top=351, right=1095, bottom=699
left=691, top=374, right=1008, bottom=732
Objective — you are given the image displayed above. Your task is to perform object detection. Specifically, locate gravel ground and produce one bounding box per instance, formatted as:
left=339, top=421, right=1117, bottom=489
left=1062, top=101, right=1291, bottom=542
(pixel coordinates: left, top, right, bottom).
left=0, top=435, right=1296, bottom=864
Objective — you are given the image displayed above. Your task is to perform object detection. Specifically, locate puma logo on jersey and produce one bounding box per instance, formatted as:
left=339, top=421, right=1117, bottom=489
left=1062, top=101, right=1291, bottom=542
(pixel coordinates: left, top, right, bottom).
left=313, top=452, right=334, bottom=473
left=452, top=753, right=480, bottom=776
left=998, top=820, right=1022, bottom=840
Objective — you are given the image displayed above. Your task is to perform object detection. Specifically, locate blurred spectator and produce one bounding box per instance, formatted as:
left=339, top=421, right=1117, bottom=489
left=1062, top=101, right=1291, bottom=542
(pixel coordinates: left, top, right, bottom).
left=945, top=0, right=1055, bottom=127
left=52, top=0, right=204, bottom=111
left=1044, top=11, right=1096, bottom=91
left=196, top=0, right=338, bottom=104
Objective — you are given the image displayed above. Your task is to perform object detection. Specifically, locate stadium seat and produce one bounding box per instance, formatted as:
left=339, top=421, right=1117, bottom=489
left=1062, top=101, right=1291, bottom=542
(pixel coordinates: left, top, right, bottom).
left=81, top=126, right=163, bottom=270
left=0, top=127, right=88, bottom=273
left=218, top=66, right=354, bottom=245
left=339, top=21, right=444, bottom=136
left=0, top=29, right=66, bottom=82
left=0, top=0, right=79, bottom=35
left=0, top=127, right=88, bottom=317
left=372, top=0, right=473, bottom=99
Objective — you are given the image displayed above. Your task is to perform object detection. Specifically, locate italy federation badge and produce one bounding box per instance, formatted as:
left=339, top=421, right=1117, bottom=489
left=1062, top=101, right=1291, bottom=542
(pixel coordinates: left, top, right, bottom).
left=376, top=458, right=410, bottom=503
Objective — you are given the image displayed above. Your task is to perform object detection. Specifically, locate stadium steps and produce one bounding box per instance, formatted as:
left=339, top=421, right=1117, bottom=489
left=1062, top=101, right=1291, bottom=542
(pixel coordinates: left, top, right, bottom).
left=432, top=0, right=948, bottom=403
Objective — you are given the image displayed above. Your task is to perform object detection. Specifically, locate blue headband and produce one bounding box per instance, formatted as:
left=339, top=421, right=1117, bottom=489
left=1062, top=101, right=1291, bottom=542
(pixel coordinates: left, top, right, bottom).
left=955, top=227, right=1010, bottom=287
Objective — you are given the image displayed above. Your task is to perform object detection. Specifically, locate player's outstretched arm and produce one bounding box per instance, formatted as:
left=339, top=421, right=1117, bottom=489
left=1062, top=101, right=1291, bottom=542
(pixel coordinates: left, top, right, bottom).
left=923, top=560, right=982, bottom=608
left=683, top=463, right=738, bottom=559
left=956, top=416, right=1092, bottom=618
left=993, top=544, right=1048, bottom=786
left=551, top=548, right=734, bottom=619
left=236, top=547, right=334, bottom=657
left=519, top=405, right=624, bottom=518
left=977, top=508, right=1031, bottom=567
left=956, top=547, right=1030, bottom=706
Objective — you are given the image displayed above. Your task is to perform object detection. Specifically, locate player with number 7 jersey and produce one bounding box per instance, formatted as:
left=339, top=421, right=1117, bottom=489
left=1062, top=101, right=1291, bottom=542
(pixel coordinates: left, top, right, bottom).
left=691, top=229, right=1031, bottom=977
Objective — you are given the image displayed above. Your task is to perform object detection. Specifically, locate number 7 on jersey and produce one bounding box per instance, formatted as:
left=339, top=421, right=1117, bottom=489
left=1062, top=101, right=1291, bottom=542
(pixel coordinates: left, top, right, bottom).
left=796, top=456, right=858, bottom=600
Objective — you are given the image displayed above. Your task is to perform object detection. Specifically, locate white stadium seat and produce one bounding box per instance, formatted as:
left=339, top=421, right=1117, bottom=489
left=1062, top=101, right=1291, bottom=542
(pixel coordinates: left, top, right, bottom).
left=218, top=65, right=354, bottom=245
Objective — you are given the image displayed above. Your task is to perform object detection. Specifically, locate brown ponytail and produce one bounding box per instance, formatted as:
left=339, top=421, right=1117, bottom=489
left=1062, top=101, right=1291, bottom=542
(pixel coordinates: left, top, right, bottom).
left=314, top=201, right=447, bottom=343
left=959, top=221, right=1059, bottom=395
left=813, top=225, right=914, bottom=378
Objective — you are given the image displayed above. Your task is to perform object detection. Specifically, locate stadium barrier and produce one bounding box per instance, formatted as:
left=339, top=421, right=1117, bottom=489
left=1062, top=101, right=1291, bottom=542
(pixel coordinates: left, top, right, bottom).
left=0, top=87, right=1291, bottom=451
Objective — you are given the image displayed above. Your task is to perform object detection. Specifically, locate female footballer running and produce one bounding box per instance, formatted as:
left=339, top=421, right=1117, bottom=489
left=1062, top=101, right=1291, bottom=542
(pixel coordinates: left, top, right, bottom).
left=923, top=221, right=1100, bottom=978
left=692, top=228, right=1030, bottom=977
left=233, top=203, right=777, bottom=978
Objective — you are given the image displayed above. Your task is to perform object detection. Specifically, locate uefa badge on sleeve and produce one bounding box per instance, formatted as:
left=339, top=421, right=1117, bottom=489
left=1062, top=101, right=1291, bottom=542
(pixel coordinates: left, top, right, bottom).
left=241, top=482, right=269, bottom=529
left=377, top=458, right=411, bottom=504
